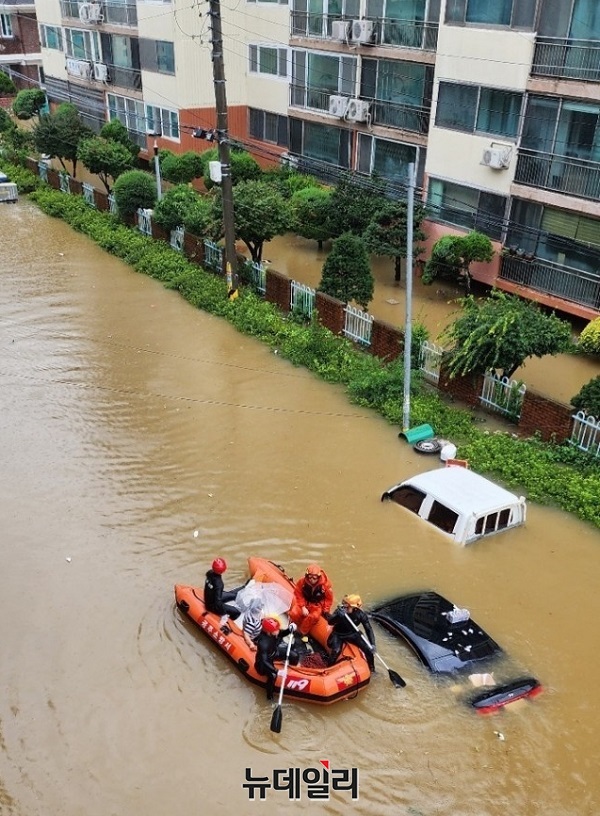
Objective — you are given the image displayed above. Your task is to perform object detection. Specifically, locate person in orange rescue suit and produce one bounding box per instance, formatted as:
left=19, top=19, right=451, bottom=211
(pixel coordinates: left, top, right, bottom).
left=327, top=594, right=376, bottom=672
left=254, top=618, right=299, bottom=701
left=289, top=564, right=334, bottom=639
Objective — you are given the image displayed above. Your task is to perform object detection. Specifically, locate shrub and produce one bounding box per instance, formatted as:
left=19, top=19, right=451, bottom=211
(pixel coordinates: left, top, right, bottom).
left=578, top=317, right=600, bottom=355
left=152, top=184, right=204, bottom=233
left=12, top=88, right=46, bottom=119
left=0, top=71, right=17, bottom=97
left=202, top=147, right=261, bottom=189
left=0, top=160, right=40, bottom=193
left=112, top=169, right=156, bottom=218
left=0, top=106, right=13, bottom=133
left=319, top=232, right=373, bottom=309
left=571, top=376, right=600, bottom=417
left=159, top=150, right=204, bottom=184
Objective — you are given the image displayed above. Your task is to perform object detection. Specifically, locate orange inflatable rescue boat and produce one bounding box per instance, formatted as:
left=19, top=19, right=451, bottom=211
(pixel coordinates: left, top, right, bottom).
left=174, top=557, right=372, bottom=705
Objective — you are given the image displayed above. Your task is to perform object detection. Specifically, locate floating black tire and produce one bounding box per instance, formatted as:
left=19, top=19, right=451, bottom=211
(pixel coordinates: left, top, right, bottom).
left=413, top=438, right=442, bottom=454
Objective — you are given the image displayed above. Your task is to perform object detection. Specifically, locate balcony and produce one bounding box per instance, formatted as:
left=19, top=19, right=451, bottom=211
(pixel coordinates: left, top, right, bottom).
left=532, top=36, right=600, bottom=83
left=106, top=63, right=141, bottom=90
left=515, top=149, right=600, bottom=202
left=500, top=255, right=600, bottom=311
left=60, top=0, right=138, bottom=27
left=290, top=13, right=438, bottom=50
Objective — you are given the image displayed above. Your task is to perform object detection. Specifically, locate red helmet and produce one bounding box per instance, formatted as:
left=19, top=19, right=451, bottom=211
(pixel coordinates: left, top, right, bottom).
left=305, top=564, right=322, bottom=579
left=212, top=558, right=227, bottom=574
left=262, top=617, right=280, bottom=634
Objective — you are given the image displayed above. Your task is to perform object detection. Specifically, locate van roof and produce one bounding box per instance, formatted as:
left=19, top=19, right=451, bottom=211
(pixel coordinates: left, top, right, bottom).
left=403, top=467, right=522, bottom=516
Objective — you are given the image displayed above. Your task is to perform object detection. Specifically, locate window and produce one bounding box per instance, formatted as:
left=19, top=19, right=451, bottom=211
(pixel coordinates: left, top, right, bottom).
left=289, top=116, right=350, bottom=170
left=522, top=96, right=600, bottom=160
left=249, top=45, right=287, bottom=78
left=427, top=501, right=458, bottom=535
left=0, top=14, right=13, bottom=38
left=361, top=58, right=433, bottom=133
left=65, top=28, right=100, bottom=61
left=156, top=40, right=175, bottom=74
left=249, top=108, right=288, bottom=146
left=445, top=0, right=537, bottom=28
left=107, top=93, right=146, bottom=134
left=386, top=485, right=426, bottom=515
left=40, top=25, right=63, bottom=50
left=357, top=134, right=421, bottom=185
left=291, top=50, right=356, bottom=111
left=146, top=104, right=179, bottom=139
left=436, top=82, right=522, bottom=139
left=427, top=179, right=507, bottom=240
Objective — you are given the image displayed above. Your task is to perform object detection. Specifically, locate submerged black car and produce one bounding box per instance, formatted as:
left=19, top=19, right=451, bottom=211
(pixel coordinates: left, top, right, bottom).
left=371, top=591, right=542, bottom=714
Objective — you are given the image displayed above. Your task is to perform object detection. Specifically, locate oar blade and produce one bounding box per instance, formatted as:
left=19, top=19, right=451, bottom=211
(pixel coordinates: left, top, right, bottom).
left=270, top=705, right=283, bottom=734
left=388, top=669, right=406, bottom=688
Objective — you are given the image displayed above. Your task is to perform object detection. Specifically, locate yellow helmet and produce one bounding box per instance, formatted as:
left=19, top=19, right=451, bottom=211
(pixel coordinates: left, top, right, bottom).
left=343, top=594, right=362, bottom=609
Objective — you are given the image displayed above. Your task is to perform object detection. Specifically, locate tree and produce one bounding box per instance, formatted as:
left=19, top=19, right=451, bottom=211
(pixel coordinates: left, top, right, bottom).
left=571, top=376, right=600, bottom=416
left=12, top=88, right=46, bottom=119
left=112, top=169, right=156, bottom=218
left=442, top=290, right=573, bottom=378
left=100, top=119, right=140, bottom=160
left=214, top=179, right=290, bottom=262
left=318, top=232, right=374, bottom=309
left=290, top=187, right=333, bottom=249
left=0, top=107, right=13, bottom=133
left=77, top=136, right=135, bottom=193
left=159, top=149, right=204, bottom=184
left=152, top=185, right=205, bottom=233
left=0, top=72, right=17, bottom=97
left=201, top=147, right=262, bottom=189
left=262, top=165, right=320, bottom=199
left=33, top=103, right=92, bottom=177
left=363, top=200, right=427, bottom=282
left=183, top=195, right=215, bottom=238
left=422, top=231, right=494, bottom=293
left=578, top=317, right=600, bottom=355
left=326, top=174, right=386, bottom=238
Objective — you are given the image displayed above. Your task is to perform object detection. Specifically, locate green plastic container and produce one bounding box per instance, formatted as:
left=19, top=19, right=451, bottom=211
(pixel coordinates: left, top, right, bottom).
left=400, top=424, right=435, bottom=444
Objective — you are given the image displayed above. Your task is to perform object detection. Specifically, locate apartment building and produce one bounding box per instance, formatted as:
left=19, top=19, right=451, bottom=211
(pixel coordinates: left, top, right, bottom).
left=28, top=0, right=600, bottom=318
left=0, top=0, right=42, bottom=90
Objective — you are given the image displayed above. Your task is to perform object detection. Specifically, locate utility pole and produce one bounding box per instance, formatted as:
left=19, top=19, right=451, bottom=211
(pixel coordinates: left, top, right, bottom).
left=402, top=163, right=416, bottom=432
left=206, top=0, right=238, bottom=295
left=152, top=136, right=163, bottom=200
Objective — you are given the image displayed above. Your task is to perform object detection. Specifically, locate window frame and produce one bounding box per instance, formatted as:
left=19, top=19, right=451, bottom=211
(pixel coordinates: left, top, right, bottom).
left=445, top=0, right=538, bottom=29
left=40, top=24, right=63, bottom=51
left=145, top=103, right=180, bottom=140
left=435, top=81, right=523, bottom=140
left=155, top=40, right=175, bottom=74
left=249, top=44, right=288, bottom=78
left=107, top=92, right=146, bottom=135
left=0, top=13, right=13, bottom=38
left=427, top=177, right=508, bottom=241
left=248, top=107, right=288, bottom=146
left=64, top=27, right=101, bottom=62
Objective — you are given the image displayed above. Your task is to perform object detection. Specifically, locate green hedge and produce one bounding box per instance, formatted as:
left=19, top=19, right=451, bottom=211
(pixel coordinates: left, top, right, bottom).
left=24, top=185, right=600, bottom=529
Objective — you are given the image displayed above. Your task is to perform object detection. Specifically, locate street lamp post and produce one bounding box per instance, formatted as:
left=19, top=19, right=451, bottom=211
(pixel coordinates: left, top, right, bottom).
left=402, top=162, right=416, bottom=432
left=148, top=131, right=162, bottom=200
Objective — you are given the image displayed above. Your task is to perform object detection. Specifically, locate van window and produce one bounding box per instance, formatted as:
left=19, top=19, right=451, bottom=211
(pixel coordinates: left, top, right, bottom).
left=475, top=508, right=512, bottom=536
left=427, top=501, right=459, bottom=534
left=388, top=485, right=426, bottom=515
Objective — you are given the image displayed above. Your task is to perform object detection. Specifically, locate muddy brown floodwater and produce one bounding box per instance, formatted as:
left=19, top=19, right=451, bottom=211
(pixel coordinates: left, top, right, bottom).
left=261, top=234, right=599, bottom=407
left=1, top=201, right=599, bottom=816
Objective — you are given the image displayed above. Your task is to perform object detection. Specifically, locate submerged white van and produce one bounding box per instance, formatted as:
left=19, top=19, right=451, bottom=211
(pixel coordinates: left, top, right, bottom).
left=381, top=466, right=526, bottom=545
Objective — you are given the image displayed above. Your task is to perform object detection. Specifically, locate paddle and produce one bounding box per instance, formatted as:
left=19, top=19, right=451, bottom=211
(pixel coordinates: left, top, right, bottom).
left=343, top=611, right=406, bottom=689
left=269, top=631, right=294, bottom=734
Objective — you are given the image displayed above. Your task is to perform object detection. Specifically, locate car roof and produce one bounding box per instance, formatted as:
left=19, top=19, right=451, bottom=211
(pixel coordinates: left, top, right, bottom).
left=401, top=467, right=522, bottom=516
left=371, top=591, right=502, bottom=674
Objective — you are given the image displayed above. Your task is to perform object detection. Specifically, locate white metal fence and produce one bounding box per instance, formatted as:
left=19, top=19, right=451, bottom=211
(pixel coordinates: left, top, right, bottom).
left=170, top=226, right=184, bottom=252
left=137, top=208, right=152, bottom=236
left=290, top=280, right=315, bottom=317
left=204, top=239, right=223, bottom=272
left=248, top=261, right=266, bottom=294
left=343, top=304, right=373, bottom=346
left=480, top=372, right=526, bottom=420
left=59, top=172, right=70, bottom=194
left=37, top=161, right=48, bottom=183
left=419, top=340, right=444, bottom=384
left=108, top=193, right=117, bottom=215
left=82, top=182, right=95, bottom=207
left=570, top=410, right=600, bottom=456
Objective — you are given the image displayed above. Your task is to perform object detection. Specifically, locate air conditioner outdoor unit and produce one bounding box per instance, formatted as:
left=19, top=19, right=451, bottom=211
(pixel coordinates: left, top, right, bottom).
left=346, top=97, right=370, bottom=123
left=78, top=3, right=91, bottom=22
left=93, top=62, right=109, bottom=82
left=329, top=94, right=349, bottom=117
left=482, top=147, right=510, bottom=169
left=331, top=20, right=351, bottom=41
left=351, top=19, right=375, bottom=44
left=87, top=2, right=104, bottom=22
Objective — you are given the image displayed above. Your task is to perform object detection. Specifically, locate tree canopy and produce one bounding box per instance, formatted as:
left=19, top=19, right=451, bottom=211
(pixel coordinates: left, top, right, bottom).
left=100, top=119, right=140, bottom=160
left=290, top=186, right=333, bottom=249
left=318, top=232, right=374, bottom=310
left=77, top=136, right=135, bottom=192
left=112, top=169, right=156, bottom=218
left=326, top=174, right=386, bottom=238
left=0, top=72, right=17, bottom=97
left=12, top=88, right=46, bottom=119
left=571, top=376, right=600, bottom=416
left=152, top=185, right=207, bottom=233
left=422, top=231, right=494, bottom=292
left=215, top=179, right=291, bottom=262
left=201, top=148, right=262, bottom=190
left=362, top=200, right=427, bottom=282
left=159, top=149, right=204, bottom=184
left=33, top=103, right=91, bottom=177
left=442, top=290, right=573, bottom=378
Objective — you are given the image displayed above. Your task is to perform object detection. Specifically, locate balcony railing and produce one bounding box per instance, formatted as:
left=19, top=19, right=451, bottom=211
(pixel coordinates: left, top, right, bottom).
left=515, top=149, right=600, bottom=202
left=500, top=255, right=600, bottom=311
left=290, top=12, right=438, bottom=50
left=107, top=64, right=142, bottom=91
left=532, top=36, right=600, bottom=83
left=60, top=0, right=137, bottom=26
left=290, top=83, right=332, bottom=112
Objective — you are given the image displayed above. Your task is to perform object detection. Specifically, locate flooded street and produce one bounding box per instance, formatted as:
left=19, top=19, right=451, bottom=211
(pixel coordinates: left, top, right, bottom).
left=262, top=234, right=599, bottom=406
left=1, top=201, right=599, bottom=816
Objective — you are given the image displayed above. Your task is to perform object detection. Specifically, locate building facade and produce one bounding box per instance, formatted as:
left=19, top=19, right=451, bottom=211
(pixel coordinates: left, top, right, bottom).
left=0, top=0, right=42, bottom=90
left=25, top=0, right=600, bottom=318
